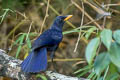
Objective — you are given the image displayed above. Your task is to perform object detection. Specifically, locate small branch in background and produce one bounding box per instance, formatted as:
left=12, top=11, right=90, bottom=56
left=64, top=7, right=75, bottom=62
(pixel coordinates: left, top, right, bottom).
left=0, top=9, right=14, bottom=24
left=104, top=3, right=120, bottom=7
left=26, top=21, right=33, bottom=41
left=6, top=19, right=28, bottom=38
left=72, top=61, right=86, bottom=67
left=84, top=19, right=98, bottom=26
left=43, top=0, right=76, bottom=29
left=102, top=0, right=111, bottom=28
left=15, top=10, right=27, bottom=19
left=74, top=1, right=85, bottom=52
left=102, top=16, right=106, bottom=29
left=0, top=49, right=88, bottom=80
left=48, top=58, right=84, bottom=62
left=71, top=0, right=102, bottom=30
left=40, top=0, right=50, bottom=34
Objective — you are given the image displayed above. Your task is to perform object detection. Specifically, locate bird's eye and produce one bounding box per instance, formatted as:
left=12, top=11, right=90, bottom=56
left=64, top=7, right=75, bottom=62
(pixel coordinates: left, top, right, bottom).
left=59, top=19, right=63, bottom=22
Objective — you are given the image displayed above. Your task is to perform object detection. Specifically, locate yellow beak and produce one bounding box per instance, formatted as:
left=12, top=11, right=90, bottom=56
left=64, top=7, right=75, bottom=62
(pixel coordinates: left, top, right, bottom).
left=64, top=15, right=73, bottom=21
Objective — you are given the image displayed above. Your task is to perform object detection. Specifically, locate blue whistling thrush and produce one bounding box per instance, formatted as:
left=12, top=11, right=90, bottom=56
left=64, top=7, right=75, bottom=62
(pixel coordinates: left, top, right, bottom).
left=21, top=15, right=73, bottom=73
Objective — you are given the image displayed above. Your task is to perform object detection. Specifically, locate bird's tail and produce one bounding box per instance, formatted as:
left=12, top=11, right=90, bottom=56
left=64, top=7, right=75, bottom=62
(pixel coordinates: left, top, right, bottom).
left=21, top=48, right=47, bottom=73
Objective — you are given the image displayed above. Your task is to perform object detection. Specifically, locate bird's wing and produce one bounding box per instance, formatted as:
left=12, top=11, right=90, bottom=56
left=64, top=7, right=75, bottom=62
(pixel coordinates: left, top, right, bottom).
left=32, top=29, right=62, bottom=50
left=32, top=30, right=53, bottom=50
left=32, top=29, right=63, bottom=50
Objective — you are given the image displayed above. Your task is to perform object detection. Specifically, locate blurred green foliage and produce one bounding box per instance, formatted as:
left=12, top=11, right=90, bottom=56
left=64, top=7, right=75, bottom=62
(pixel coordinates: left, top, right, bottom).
left=2, top=0, right=24, bottom=10
left=75, top=29, right=120, bottom=80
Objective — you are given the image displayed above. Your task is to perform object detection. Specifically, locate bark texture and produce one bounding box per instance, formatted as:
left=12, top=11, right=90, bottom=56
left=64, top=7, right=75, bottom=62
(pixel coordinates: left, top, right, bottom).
left=0, top=49, right=89, bottom=80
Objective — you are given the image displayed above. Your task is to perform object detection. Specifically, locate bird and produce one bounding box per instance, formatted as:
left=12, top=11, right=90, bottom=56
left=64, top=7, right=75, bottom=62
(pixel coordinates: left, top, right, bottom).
left=21, top=15, right=73, bottom=73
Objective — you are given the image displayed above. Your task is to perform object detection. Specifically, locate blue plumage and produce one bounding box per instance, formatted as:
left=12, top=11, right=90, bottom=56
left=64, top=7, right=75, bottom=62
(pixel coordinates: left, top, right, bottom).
left=21, top=48, right=47, bottom=73
left=21, top=15, right=72, bottom=73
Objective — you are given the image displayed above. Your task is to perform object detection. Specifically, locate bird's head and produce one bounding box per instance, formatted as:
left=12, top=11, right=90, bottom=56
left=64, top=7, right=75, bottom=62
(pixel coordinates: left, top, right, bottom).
left=51, top=15, right=73, bottom=31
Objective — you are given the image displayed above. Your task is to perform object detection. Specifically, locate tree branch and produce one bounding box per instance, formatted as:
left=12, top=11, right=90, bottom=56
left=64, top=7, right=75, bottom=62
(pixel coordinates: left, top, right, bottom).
left=0, top=49, right=89, bottom=80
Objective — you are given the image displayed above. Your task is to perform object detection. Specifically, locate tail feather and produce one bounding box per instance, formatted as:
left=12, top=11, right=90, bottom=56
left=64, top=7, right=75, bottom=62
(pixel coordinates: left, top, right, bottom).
left=21, top=52, right=33, bottom=71
left=21, top=48, right=47, bottom=73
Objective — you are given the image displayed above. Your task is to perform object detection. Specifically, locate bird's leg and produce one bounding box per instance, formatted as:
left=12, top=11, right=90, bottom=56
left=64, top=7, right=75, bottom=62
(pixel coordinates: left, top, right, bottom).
left=50, top=51, right=57, bottom=72
left=50, top=44, right=58, bottom=62
left=48, top=45, right=58, bottom=72
left=50, top=51, right=55, bottom=63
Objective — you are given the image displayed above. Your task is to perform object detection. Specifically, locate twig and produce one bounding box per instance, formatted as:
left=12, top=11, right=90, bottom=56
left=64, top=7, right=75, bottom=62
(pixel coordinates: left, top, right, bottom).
left=102, top=0, right=111, bottom=28
left=43, top=0, right=76, bottom=29
left=72, top=61, right=86, bottom=67
left=48, top=58, right=84, bottom=62
left=96, top=41, right=101, bottom=56
left=26, top=21, right=33, bottom=41
left=62, top=3, right=73, bottom=14
left=104, top=3, right=120, bottom=7
left=74, top=1, right=85, bottom=52
left=102, top=16, right=106, bottom=28
left=0, top=9, right=14, bottom=24
left=103, top=65, right=109, bottom=80
left=15, top=10, right=27, bottom=19
left=7, top=19, right=28, bottom=38
left=84, top=19, right=98, bottom=26
left=71, top=0, right=102, bottom=30
left=40, top=0, right=50, bottom=34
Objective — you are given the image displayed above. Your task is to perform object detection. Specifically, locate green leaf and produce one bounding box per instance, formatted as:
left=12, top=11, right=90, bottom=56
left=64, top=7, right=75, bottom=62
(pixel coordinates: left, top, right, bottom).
left=74, top=65, right=92, bottom=74
left=109, top=63, right=118, bottom=73
left=98, top=77, right=103, bottom=80
left=29, top=32, right=38, bottom=36
left=87, top=72, right=95, bottom=79
left=16, top=45, right=22, bottom=58
left=92, top=75, right=97, bottom=80
left=113, top=30, right=120, bottom=44
left=94, top=52, right=110, bottom=75
left=26, top=37, right=32, bottom=49
left=13, top=35, right=23, bottom=45
left=106, top=63, right=120, bottom=80
left=106, top=72, right=119, bottom=80
left=85, top=27, right=97, bottom=40
left=77, top=70, right=89, bottom=78
left=15, top=34, right=25, bottom=58
left=85, top=37, right=100, bottom=65
left=63, top=26, right=96, bottom=35
left=63, top=29, right=80, bottom=35
left=100, top=29, right=112, bottom=50
left=36, top=74, right=47, bottom=80
left=109, top=42, right=120, bottom=68
left=103, top=66, right=109, bottom=80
